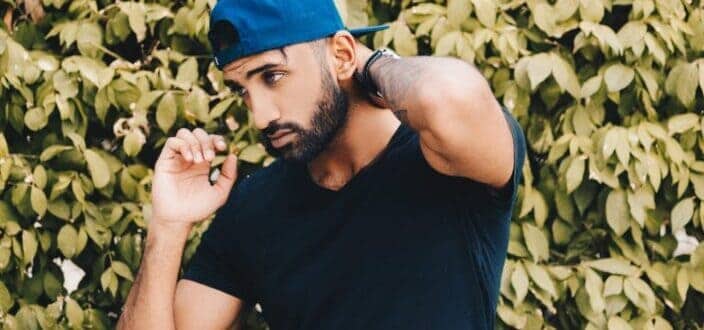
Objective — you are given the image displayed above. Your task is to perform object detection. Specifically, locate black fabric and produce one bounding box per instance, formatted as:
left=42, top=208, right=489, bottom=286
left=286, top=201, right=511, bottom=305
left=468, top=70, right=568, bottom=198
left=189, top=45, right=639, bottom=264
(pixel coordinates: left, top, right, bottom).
left=182, top=107, right=526, bottom=329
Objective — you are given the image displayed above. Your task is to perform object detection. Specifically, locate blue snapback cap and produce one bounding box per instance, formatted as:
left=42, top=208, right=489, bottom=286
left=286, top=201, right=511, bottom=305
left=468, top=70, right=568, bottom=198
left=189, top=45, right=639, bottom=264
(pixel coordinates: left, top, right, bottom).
left=208, top=0, right=389, bottom=70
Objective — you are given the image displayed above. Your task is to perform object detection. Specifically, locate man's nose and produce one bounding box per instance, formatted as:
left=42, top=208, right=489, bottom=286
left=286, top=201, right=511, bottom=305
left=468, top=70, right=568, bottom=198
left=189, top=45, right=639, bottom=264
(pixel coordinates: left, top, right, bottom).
left=249, top=96, right=280, bottom=130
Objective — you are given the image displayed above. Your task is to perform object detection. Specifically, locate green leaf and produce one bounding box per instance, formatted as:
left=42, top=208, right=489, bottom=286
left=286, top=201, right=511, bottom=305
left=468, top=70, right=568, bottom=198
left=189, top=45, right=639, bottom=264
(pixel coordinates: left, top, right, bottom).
left=176, top=57, right=198, bottom=85
left=671, top=197, right=694, bottom=232
left=606, top=189, right=630, bottom=236
left=447, top=0, right=471, bottom=28
left=675, top=63, right=698, bottom=108
left=186, top=87, right=210, bottom=123
left=585, top=258, right=639, bottom=276
left=523, top=223, right=549, bottom=262
left=527, top=53, right=552, bottom=90
left=120, top=3, right=147, bottom=42
left=111, top=261, right=134, bottom=281
left=565, top=157, right=585, bottom=193
left=677, top=267, right=688, bottom=300
left=30, top=186, right=47, bottom=217
left=76, top=22, right=103, bottom=58
left=64, top=56, right=115, bottom=89
left=53, top=70, right=78, bottom=98
left=579, top=0, right=603, bottom=22
left=43, top=271, right=63, bottom=299
left=690, top=173, right=704, bottom=200
left=434, top=31, right=461, bottom=56
left=58, top=225, right=78, bottom=258
left=525, top=262, right=557, bottom=298
left=623, top=277, right=656, bottom=313
left=84, top=149, right=111, bottom=189
left=554, top=0, right=579, bottom=21
left=584, top=267, right=605, bottom=313
left=604, top=275, right=623, bottom=296
left=0, top=133, right=9, bottom=157
left=209, top=97, right=236, bottom=120
left=65, top=297, right=84, bottom=328
left=24, top=107, right=48, bottom=131
left=604, top=64, right=635, bottom=92
left=0, top=281, right=14, bottom=313
left=511, top=261, right=529, bottom=305
left=33, top=165, right=47, bottom=189
left=135, top=90, right=165, bottom=112
left=699, top=62, right=704, bottom=96
left=392, top=22, right=417, bottom=56
left=627, top=186, right=655, bottom=227
left=636, top=66, right=660, bottom=101
left=496, top=304, right=527, bottom=329
left=617, top=21, right=646, bottom=51
left=239, top=144, right=267, bottom=163
left=21, top=230, right=38, bottom=265
left=607, top=316, right=633, bottom=330
left=0, top=201, right=21, bottom=224
left=667, top=113, right=699, bottom=135
left=471, top=0, right=496, bottom=28
left=551, top=53, right=581, bottom=98
left=334, top=0, right=369, bottom=28
left=123, top=131, right=145, bottom=157
left=156, top=92, right=178, bottom=133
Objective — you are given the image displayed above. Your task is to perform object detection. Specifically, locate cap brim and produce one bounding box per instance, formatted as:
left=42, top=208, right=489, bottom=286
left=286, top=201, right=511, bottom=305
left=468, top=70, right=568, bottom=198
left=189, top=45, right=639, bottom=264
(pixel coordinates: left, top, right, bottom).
left=348, top=24, right=390, bottom=36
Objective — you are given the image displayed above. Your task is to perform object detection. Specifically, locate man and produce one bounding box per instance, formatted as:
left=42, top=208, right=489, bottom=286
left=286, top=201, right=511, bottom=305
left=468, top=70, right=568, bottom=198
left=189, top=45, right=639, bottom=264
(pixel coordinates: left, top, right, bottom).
left=117, top=0, right=526, bottom=329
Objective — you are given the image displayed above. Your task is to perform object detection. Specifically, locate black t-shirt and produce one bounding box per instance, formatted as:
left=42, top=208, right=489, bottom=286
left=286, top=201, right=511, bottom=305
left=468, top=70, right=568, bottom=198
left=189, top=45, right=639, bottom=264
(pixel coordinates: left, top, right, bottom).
left=182, top=107, right=526, bottom=330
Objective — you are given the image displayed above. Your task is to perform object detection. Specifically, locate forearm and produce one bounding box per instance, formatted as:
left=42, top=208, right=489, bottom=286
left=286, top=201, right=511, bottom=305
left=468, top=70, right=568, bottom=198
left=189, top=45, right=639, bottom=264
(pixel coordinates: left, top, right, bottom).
left=367, top=55, right=485, bottom=130
left=117, top=221, right=192, bottom=330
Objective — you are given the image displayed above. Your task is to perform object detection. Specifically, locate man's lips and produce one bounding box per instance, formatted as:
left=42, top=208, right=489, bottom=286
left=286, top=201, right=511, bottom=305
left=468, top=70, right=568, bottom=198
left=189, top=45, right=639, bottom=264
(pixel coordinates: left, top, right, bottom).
left=268, top=129, right=295, bottom=148
left=268, top=129, right=293, bottom=140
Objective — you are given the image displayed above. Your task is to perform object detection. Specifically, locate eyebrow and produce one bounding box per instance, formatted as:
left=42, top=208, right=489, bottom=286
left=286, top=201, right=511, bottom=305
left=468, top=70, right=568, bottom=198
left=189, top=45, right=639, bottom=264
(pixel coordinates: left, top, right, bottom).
left=246, top=63, right=280, bottom=79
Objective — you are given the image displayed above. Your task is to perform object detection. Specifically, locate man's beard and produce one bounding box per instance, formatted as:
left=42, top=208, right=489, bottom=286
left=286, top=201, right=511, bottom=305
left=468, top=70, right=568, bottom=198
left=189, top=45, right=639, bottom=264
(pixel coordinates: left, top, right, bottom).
left=260, top=68, right=349, bottom=163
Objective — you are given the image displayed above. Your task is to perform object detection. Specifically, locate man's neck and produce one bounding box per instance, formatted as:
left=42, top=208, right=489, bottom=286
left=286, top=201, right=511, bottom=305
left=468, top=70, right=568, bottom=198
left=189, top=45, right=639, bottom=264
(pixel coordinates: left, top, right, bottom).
left=306, top=99, right=401, bottom=191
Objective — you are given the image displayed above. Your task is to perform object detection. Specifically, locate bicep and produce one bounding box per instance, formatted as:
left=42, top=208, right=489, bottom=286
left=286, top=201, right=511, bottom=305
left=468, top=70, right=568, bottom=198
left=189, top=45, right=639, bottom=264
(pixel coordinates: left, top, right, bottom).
left=175, top=279, right=244, bottom=330
left=418, top=101, right=517, bottom=190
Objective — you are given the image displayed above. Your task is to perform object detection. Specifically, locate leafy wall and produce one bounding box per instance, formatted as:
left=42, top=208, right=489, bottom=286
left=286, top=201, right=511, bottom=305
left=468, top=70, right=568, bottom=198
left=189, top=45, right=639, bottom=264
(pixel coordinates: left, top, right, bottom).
left=0, top=0, right=703, bottom=329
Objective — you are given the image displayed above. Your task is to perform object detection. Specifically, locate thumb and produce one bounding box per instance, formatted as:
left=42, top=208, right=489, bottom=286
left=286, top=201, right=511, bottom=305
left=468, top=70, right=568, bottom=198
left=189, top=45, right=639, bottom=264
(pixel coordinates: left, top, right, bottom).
left=214, top=153, right=238, bottom=193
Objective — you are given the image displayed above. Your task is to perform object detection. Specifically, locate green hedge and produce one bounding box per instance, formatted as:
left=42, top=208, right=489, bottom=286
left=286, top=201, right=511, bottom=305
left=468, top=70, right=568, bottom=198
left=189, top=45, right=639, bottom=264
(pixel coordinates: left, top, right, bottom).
left=0, top=0, right=703, bottom=328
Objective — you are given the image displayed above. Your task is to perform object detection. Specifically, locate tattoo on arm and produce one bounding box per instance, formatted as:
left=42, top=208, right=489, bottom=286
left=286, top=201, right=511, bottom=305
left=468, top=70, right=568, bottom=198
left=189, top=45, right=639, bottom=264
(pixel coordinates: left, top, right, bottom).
left=369, top=57, right=431, bottom=111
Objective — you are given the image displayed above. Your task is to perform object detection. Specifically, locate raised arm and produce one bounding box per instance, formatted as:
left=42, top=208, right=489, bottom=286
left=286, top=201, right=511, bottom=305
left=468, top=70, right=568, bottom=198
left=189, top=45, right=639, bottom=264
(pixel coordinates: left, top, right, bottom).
left=116, top=128, right=242, bottom=329
left=356, top=44, right=515, bottom=190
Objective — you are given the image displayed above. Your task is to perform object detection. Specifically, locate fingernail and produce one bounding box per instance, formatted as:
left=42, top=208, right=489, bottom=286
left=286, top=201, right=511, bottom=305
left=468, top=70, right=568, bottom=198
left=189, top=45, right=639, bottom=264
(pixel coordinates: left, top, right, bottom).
left=205, top=150, right=215, bottom=160
left=194, top=152, right=202, bottom=162
left=217, top=140, right=226, bottom=149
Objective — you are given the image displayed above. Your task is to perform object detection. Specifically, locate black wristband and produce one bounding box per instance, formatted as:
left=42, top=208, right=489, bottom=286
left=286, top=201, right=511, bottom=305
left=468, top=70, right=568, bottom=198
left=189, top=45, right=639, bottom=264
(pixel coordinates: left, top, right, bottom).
left=360, top=48, right=400, bottom=98
left=360, top=49, right=385, bottom=96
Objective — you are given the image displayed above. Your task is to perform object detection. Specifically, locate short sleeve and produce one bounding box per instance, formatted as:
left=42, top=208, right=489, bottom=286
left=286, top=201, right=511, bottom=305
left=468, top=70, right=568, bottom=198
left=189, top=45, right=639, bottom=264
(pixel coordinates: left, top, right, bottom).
left=483, top=106, right=526, bottom=208
left=181, top=184, right=252, bottom=302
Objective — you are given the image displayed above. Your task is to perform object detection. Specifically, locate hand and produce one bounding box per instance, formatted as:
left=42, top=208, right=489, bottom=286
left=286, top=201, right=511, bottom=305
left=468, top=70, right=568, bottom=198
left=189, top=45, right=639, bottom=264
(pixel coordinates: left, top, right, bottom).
left=151, top=128, right=238, bottom=230
left=353, top=42, right=391, bottom=109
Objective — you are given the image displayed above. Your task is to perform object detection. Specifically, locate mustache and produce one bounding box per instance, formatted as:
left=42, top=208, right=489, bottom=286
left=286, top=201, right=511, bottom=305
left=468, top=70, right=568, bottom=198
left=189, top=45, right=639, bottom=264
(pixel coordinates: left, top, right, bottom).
left=260, top=122, right=304, bottom=140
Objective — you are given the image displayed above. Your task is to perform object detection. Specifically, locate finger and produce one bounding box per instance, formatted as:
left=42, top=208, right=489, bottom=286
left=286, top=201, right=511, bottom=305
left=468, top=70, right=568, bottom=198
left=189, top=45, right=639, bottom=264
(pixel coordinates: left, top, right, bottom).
left=215, top=153, right=238, bottom=194
left=211, top=135, right=227, bottom=152
left=163, top=137, right=192, bottom=162
left=177, top=128, right=202, bottom=163
left=193, top=128, right=215, bottom=161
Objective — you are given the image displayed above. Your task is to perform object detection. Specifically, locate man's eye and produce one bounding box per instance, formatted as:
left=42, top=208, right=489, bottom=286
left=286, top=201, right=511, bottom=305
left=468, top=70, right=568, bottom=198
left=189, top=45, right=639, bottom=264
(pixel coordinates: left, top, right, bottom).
left=224, top=81, right=247, bottom=97
left=264, top=72, right=285, bottom=85
left=235, top=86, right=248, bottom=97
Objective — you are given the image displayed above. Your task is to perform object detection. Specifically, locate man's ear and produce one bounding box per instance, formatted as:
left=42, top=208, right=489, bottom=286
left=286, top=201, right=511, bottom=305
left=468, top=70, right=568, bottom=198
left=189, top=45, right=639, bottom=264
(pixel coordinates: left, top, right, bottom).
left=330, top=31, right=357, bottom=80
